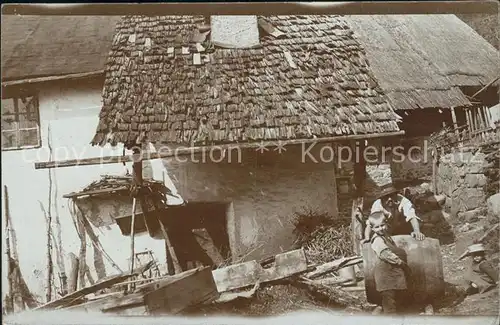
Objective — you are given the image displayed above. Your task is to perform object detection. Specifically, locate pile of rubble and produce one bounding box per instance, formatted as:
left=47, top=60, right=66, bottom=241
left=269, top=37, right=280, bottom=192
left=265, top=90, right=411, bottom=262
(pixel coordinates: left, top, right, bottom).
left=26, top=248, right=369, bottom=316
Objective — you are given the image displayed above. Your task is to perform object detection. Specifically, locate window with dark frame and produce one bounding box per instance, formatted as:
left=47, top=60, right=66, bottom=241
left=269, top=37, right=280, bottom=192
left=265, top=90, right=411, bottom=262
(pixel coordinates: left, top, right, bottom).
left=1, top=95, right=41, bottom=150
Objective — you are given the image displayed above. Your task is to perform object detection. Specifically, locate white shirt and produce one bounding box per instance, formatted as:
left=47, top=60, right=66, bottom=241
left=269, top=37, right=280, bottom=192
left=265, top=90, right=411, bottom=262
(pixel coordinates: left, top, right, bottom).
left=369, top=194, right=420, bottom=224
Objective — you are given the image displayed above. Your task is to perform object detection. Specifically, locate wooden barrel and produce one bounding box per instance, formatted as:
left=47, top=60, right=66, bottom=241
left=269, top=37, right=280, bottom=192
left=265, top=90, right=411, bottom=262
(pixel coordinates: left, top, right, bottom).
left=362, top=235, right=444, bottom=305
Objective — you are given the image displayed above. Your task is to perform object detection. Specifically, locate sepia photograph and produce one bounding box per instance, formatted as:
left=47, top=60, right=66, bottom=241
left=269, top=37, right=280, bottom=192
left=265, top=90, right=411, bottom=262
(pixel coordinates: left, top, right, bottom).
left=1, top=2, right=499, bottom=324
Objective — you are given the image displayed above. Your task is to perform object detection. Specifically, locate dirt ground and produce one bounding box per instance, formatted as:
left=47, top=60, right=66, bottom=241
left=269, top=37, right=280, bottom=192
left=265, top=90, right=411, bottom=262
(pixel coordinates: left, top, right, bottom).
left=436, top=235, right=499, bottom=316
left=192, top=218, right=499, bottom=317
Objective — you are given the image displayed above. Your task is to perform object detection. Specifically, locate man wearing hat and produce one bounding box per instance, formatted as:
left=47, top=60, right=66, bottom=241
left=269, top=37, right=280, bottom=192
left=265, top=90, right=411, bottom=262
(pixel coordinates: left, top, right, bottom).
left=458, top=243, right=499, bottom=295
left=363, top=184, right=425, bottom=242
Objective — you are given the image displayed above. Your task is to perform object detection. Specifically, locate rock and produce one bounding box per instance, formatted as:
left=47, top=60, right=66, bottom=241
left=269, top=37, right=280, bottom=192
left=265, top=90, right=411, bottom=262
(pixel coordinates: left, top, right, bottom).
left=421, top=210, right=449, bottom=224
left=487, top=193, right=500, bottom=218
left=452, top=152, right=473, bottom=167
left=455, top=188, right=487, bottom=212
left=422, top=194, right=446, bottom=210
left=455, top=228, right=484, bottom=257
left=457, top=208, right=484, bottom=223
left=464, top=174, right=487, bottom=188
left=458, top=223, right=472, bottom=232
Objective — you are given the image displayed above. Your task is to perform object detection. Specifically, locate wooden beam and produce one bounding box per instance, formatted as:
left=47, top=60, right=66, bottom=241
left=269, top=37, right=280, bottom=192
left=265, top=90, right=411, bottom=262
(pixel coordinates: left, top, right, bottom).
left=470, top=76, right=500, bottom=99
left=450, top=107, right=461, bottom=147
left=2, top=71, right=103, bottom=87
left=34, top=131, right=405, bottom=169
left=2, top=2, right=496, bottom=16
left=351, top=140, right=366, bottom=255
left=465, top=108, right=472, bottom=133
left=432, top=147, right=438, bottom=194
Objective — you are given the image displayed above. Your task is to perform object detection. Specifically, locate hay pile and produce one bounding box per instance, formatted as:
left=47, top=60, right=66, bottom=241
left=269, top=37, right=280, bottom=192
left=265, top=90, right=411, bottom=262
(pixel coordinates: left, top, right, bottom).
left=292, top=209, right=353, bottom=265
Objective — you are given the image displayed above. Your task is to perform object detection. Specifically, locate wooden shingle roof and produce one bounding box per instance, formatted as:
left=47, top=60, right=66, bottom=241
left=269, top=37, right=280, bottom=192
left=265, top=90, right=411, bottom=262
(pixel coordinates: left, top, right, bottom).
left=92, top=15, right=401, bottom=148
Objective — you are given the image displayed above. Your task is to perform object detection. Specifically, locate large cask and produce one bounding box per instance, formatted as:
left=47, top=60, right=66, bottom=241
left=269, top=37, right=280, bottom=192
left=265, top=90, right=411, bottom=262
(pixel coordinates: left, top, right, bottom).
left=362, top=235, right=445, bottom=305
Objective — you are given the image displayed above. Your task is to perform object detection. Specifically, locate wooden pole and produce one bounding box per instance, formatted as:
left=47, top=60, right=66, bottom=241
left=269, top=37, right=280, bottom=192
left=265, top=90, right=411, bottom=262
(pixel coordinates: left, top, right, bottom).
left=68, top=253, right=79, bottom=294
left=45, top=130, right=54, bottom=302
left=351, top=140, right=366, bottom=255
left=84, top=264, right=95, bottom=286
left=129, top=197, right=137, bottom=283
left=4, top=185, right=14, bottom=313
left=432, top=147, right=438, bottom=194
left=75, top=211, right=87, bottom=291
left=465, top=108, right=472, bottom=134
left=482, top=106, right=490, bottom=126
left=331, top=143, right=339, bottom=219
left=450, top=107, right=461, bottom=147
left=33, top=131, right=406, bottom=170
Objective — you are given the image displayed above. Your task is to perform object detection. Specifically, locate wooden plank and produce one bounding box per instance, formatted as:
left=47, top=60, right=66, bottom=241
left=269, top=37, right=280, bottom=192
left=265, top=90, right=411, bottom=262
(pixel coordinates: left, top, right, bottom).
left=35, top=273, right=134, bottom=310
left=34, top=131, right=405, bottom=169
left=143, top=266, right=218, bottom=315
left=64, top=292, right=124, bottom=312
left=304, top=256, right=362, bottom=280
left=215, top=282, right=260, bottom=303
left=134, top=267, right=203, bottom=293
left=212, top=248, right=308, bottom=292
left=72, top=267, right=217, bottom=315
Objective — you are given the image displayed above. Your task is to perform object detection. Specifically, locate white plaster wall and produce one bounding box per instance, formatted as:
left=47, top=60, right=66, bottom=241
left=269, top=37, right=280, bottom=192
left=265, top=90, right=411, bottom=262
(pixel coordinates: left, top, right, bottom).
left=1, top=80, right=168, bottom=302
left=160, top=143, right=339, bottom=261
left=489, top=103, right=500, bottom=125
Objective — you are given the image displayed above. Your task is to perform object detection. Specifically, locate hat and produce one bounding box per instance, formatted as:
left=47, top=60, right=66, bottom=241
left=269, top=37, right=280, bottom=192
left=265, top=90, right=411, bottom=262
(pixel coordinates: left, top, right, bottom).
left=376, top=184, right=399, bottom=200
left=368, top=211, right=386, bottom=226
left=458, top=243, right=486, bottom=261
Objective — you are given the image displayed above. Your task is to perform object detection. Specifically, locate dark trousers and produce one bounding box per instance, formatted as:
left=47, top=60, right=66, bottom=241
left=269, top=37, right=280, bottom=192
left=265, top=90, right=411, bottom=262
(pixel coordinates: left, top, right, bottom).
left=389, top=221, right=414, bottom=236
left=380, top=290, right=406, bottom=314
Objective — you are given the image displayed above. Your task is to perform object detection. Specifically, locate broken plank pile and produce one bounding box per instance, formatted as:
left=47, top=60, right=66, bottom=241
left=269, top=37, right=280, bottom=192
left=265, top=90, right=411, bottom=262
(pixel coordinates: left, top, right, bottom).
left=209, top=249, right=371, bottom=312
left=29, top=248, right=371, bottom=316
left=37, top=265, right=219, bottom=316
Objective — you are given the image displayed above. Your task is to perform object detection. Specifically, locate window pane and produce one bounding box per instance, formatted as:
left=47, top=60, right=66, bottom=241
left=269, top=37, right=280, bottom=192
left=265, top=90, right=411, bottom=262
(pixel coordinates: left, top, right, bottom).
left=19, top=96, right=39, bottom=122
left=18, top=120, right=38, bottom=129
left=1, top=130, right=18, bottom=149
left=1, top=98, right=16, bottom=115
left=19, top=129, right=39, bottom=147
left=1, top=117, right=17, bottom=130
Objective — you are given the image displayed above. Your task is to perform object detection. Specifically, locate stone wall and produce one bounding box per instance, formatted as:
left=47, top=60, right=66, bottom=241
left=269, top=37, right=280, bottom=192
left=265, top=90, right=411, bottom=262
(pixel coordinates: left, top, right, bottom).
left=391, top=136, right=433, bottom=183
left=437, top=148, right=490, bottom=221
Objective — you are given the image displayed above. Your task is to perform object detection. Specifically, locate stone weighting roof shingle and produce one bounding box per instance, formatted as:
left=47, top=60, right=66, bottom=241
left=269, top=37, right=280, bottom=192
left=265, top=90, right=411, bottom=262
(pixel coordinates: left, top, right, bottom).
left=91, top=15, right=402, bottom=148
